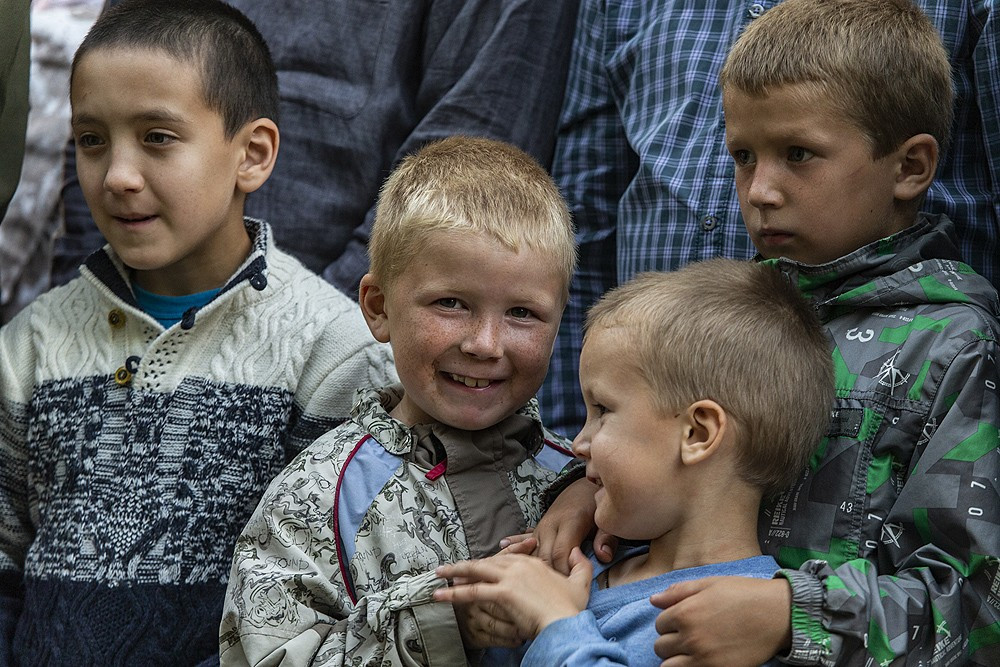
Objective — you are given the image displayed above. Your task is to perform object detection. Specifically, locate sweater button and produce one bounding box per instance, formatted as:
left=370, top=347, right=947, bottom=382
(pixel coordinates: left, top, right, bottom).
left=108, top=309, right=126, bottom=329
left=114, top=366, right=132, bottom=386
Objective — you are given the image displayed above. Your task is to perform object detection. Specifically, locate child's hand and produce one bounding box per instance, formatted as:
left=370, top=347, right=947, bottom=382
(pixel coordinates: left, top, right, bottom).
left=650, top=576, right=792, bottom=666
left=529, top=477, right=604, bottom=574
left=497, top=533, right=537, bottom=553
left=435, top=547, right=593, bottom=642
left=452, top=598, right=524, bottom=649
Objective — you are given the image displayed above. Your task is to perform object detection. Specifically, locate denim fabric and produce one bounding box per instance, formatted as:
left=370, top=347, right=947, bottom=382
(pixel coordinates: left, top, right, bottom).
left=54, top=0, right=579, bottom=295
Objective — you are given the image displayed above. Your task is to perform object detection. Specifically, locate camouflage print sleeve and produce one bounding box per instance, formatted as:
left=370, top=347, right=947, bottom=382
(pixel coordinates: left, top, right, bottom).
left=780, top=336, right=1000, bottom=665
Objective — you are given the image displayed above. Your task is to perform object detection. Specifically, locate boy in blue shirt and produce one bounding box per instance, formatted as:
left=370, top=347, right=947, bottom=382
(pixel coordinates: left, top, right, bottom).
left=434, top=259, right=834, bottom=666
left=0, top=1, right=394, bottom=663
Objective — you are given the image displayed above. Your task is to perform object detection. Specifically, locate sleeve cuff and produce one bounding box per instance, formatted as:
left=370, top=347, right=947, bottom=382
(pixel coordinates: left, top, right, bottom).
left=775, top=568, right=831, bottom=665
left=399, top=571, right=467, bottom=667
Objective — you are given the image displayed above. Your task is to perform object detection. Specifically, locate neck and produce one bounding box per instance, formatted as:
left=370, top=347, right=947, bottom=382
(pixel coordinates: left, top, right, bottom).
left=612, top=484, right=764, bottom=585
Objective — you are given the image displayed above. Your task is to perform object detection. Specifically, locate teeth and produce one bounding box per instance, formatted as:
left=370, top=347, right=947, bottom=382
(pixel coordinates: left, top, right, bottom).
left=449, top=373, right=491, bottom=388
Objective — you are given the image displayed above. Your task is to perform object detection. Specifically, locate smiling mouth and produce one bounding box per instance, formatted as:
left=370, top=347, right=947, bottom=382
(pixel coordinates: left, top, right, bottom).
left=115, top=214, right=155, bottom=224
left=448, top=372, right=493, bottom=388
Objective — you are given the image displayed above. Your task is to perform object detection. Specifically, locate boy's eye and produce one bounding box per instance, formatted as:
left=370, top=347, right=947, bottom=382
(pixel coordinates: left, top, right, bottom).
left=732, top=149, right=754, bottom=166
left=436, top=298, right=460, bottom=309
left=509, top=306, right=532, bottom=319
left=77, top=133, right=103, bottom=149
left=145, top=131, right=175, bottom=145
left=592, top=403, right=608, bottom=417
left=788, top=146, right=815, bottom=162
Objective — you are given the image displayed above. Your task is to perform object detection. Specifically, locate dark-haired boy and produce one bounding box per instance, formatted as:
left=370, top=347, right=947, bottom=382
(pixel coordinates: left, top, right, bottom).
left=0, top=0, right=394, bottom=663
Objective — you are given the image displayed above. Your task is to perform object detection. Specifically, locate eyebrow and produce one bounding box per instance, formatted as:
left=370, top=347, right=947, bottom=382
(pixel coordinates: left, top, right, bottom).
left=71, top=108, right=188, bottom=127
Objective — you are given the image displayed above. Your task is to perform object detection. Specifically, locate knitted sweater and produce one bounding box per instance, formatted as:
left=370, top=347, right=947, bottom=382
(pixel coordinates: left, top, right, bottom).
left=0, top=219, right=396, bottom=666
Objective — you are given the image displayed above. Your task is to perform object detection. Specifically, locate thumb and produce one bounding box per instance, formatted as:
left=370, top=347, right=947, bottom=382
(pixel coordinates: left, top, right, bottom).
left=567, top=547, right=594, bottom=588
left=649, top=577, right=707, bottom=609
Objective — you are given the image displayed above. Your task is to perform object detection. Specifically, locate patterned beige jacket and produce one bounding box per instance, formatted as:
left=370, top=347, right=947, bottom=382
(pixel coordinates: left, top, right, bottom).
left=220, top=385, right=574, bottom=667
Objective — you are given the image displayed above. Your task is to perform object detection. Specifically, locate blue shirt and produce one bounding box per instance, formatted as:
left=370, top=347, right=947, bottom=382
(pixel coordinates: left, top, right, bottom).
left=132, top=283, right=220, bottom=329
left=539, top=0, right=1000, bottom=438
left=522, top=548, right=781, bottom=667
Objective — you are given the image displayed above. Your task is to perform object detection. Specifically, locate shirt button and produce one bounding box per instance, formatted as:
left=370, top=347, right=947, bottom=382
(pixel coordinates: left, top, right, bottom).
left=700, top=215, right=718, bottom=231
left=108, top=309, right=126, bottom=328
left=749, top=3, right=766, bottom=18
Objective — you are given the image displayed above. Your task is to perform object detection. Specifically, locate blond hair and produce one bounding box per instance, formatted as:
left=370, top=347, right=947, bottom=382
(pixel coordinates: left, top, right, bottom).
left=368, top=136, right=576, bottom=292
left=586, top=259, right=833, bottom=496
left=720, top=0, right=953, bottom=158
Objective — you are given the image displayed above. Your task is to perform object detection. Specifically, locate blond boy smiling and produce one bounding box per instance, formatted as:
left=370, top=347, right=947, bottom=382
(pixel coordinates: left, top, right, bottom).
left=221, top=136, right=578, bottom=667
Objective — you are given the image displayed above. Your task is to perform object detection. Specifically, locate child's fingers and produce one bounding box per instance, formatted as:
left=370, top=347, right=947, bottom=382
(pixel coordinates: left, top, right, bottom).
left=435, top=559, right=497, bottom=583
left=464, top=601, right=526, bottom=648
left=498, top=532, right=534, bottom=549
left=500, top=536, right=537, bottom=555
left=434, top=581, right=496, bottom=605
left=591, top=529, right=618, bottom=563
left=650, top=578, right=706, bottom=614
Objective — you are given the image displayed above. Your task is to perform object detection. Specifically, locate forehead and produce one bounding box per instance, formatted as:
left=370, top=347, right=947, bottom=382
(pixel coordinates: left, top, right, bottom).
left=408, top=228, right=568, bottom=287
left=72, top=46, right=205, bottom=108
left=722, top=82, right=870, bottom=145
left=395, top=230, right=564, bottom=302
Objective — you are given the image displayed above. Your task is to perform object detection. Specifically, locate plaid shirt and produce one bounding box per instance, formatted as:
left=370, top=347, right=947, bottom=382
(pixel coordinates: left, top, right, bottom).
left=540, top=0, right=1000, bottom=438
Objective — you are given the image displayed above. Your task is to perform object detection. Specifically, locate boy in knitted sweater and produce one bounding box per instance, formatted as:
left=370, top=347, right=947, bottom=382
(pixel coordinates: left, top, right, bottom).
left=0, top=1, right=394, bottom=663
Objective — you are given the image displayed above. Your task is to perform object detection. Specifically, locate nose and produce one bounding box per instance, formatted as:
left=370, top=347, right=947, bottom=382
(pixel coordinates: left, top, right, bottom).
left=459, top=315, right=503, bottom=359
left=571, top=422, right=592, bottom=460
left=744, top=161, right=783, bottom=209
left=103, top=146, right=144, bottom=194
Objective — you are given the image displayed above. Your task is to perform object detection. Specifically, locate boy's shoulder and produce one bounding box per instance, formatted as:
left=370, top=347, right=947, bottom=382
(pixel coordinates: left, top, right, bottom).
left=1, top=271, right=98, bottom=341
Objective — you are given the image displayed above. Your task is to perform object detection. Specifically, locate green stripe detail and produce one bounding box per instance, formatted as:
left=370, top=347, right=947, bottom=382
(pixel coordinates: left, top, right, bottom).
left=970, top=622, right=1000, bottom=653
left=809, top=436, right=829, bottom=472
left=824, top=575, right=850, bottom=592
left=867, top=617, right=895, bottom=663
left=914, top=508, right=932, bottom=543
left=936, top=551, right=993, bottom=578
left=779, top=537, right=858, bottom=569
left=858, top=409, right=884, bottom=442
left=906, top=360, right=932, bottom=400
left=918, top=275, right=973, bottom=304
left=791, top=603, right=829, bottom=647
left=943, top=423, right=999, bottom=462
left=867, top=453, right=894, bottom=493
left=879, top=314, right=950, bottom=344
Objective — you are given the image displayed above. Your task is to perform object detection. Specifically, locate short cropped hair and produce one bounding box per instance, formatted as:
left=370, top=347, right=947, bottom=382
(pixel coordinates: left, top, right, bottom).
left=72, top=0, right=278, bottom=138
left=368, top=136, right=576, bottom=293
left=586, top=259, right=833, bottom=497
left=720, top=0, right=953, bottom=158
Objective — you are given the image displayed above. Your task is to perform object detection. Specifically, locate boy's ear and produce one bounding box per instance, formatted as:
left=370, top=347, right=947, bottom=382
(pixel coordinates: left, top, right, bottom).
left=359, top=273, right=391, bottom=343
left=679, top=399, right=727, bottom=467
left=236, top=118, right=279, bottom=194
left=892, top=133, right=938, bottom=203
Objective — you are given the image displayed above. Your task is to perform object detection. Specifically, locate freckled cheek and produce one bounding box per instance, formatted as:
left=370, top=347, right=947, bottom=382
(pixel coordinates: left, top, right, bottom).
left=506, top=328, right=558, bottom=376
